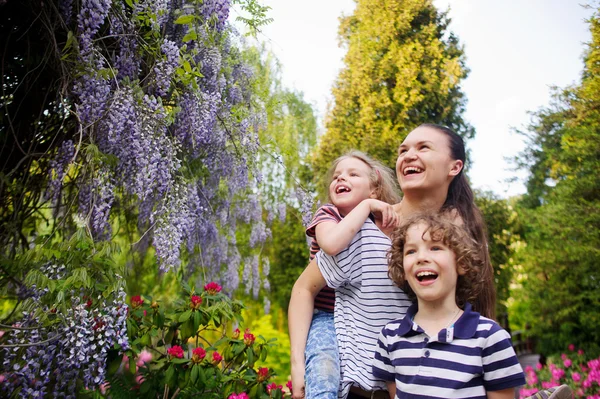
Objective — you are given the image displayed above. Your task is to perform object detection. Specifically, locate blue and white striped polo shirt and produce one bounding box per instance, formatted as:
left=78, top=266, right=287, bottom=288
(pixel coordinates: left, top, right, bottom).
left=373, top=303, right=526, bottom=399
left=316, top=219, right=411, bottom=399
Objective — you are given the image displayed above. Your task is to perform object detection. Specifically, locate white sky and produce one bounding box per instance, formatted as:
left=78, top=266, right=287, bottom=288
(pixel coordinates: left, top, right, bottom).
left=238, top=0, right=594, bottom=198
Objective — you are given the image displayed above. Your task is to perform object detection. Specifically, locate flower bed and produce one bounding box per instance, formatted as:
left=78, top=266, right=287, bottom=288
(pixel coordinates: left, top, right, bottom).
left=520, top=345, right=600, bottom=398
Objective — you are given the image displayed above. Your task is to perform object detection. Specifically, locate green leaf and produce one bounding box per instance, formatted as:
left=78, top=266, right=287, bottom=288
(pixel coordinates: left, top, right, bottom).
left=165, top=365, right=176, bottom=388
left=246, top=347, right=254, bottom=366
left=174, top=15, right=195, bottom=24
left=179, top=310, right=192, bottom=322
left=191, top=364, right=199, bottom=383
left=129, top=355, right=136, bottom=374
left=183, top=61, right=192, bottom=73
left=124, top=0, right=133, bottom=7
left=182, top=29, right=198, bottom=43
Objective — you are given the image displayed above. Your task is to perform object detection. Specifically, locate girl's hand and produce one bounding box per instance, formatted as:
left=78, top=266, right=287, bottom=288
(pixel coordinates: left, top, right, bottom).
left=368, top=199, right=399, bottom=229
left=290, top=363, right=306, bottom=399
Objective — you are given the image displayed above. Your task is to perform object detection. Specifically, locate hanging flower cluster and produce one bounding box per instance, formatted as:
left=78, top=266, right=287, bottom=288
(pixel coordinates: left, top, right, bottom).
left=48, top=0, right=275, bottom=290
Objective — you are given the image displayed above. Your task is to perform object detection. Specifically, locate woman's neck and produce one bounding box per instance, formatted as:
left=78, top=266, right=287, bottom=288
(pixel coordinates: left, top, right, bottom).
left=395, top=190, right=447, bottom=217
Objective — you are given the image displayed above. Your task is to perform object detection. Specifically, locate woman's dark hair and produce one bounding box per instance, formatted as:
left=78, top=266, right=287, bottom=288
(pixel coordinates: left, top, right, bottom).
left=416, top=123, right=496, bottom=320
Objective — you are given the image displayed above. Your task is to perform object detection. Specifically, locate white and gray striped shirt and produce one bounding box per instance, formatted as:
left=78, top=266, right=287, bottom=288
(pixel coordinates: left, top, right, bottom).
left=316, top=219, right=411, bottom=399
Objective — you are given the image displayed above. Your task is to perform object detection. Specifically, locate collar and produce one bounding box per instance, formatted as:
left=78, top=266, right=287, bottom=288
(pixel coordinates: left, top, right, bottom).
left=396, top=302, right=481, bottom=340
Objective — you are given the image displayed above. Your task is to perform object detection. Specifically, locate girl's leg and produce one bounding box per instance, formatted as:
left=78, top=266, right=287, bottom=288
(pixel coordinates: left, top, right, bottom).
left=304, top=310, right=339, bottom=399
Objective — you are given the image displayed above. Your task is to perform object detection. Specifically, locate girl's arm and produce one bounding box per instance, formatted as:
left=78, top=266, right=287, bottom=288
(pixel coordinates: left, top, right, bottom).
left=316, top=199, right=398, bottom=255
left=487, top=388, right=517, bottom=399
left=288, top=258, right=327, bottom=399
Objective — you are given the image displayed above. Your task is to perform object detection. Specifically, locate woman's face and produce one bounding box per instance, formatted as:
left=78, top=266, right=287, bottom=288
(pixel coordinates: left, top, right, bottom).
left=395, top=126, right=462, bottom=192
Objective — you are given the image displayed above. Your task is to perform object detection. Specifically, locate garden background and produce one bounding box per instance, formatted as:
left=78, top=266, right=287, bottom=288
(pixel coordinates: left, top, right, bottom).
left=0, top=0, right=598, bottom=397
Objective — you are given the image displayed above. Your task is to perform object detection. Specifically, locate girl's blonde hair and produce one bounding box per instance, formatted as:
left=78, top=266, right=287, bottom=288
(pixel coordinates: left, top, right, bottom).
left=326, top=150, right=401, bottom=205
left=388, top=213, right=486, bottom=310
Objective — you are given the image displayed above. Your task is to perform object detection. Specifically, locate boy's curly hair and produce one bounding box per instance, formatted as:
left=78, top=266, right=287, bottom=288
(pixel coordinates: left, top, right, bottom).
left=388, top=213, right=486, bottom=310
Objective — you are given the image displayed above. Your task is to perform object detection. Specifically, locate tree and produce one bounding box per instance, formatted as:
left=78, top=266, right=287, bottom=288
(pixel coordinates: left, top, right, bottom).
left=312, top=0, right=473, bottom=188
left=509, top=6, right=600, bottom=356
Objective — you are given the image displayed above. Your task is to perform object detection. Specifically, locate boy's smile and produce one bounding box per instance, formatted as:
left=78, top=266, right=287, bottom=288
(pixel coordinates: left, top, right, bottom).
left=402, top=222, right=462, bottom=306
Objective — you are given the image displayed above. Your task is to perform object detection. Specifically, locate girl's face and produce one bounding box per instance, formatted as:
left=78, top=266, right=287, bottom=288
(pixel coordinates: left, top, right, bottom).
left=329, top=157, right=376, bottom=216
left=402, top=222, right=462, bottom=306
left=395, top=126, right=463, bottom=193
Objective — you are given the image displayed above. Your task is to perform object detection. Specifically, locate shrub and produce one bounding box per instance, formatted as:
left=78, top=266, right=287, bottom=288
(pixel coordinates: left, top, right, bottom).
left=107, top=281, right=291, bottom=398
left=520, top=345, right=600, bottom=398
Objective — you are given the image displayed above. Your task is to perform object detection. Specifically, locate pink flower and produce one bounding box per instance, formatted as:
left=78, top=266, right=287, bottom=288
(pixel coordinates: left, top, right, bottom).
left=524, top=365, right=534, bottom=373
left=286, top=380, right=293, bottom=391
left=561, top=353, right=568, bottom=360
left=136, top=349, right=153, bottom=367
left=551, top=367, right=565, bottom=380
left=244, top=329, right=255, bottom=346
left=568, top=344, right=575, bottom=351
left=267, top=382, right=282, bottom=395
left=190, top=295, right=203, bottom=309
left=131, top=295, right=143, bottom=309
left=228, top=393, right=250, bottom=399
left=536, top=363, right=543, bottom=370
left=100, top=382, right=109, bottom=394
left=542, top=381, right=554, bottom=389
left=564, top=359, right=572, bottom=368
left=232, top=328, right=240, bottom=339
left=135, top=374, right=145, bottom=384
left=204, top=282, right=222, bottom=295
left=192, top=347, right=206, bottom=363
left=572, top=372, right=581, bottom=382
left=167, top=345, right=184, bottom=359
left=578, top=349, right=585, bottom=356
left=257, top=367, right=269, bottom=382
left=212, top=351, right=222, bottom=365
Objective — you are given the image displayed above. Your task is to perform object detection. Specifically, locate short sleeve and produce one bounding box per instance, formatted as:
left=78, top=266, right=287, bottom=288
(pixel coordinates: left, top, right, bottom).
left=372, top=328, right=396, bottom=382
left=482, top=324, right=526, bottom=391
left=305, top=204, right=342, bottom=238
left=316, top=250, right=347, bottom=289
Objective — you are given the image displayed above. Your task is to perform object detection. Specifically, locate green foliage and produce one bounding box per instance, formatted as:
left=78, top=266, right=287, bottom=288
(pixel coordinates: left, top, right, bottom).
left=312, top=0, right=473, bottom=193
left=474, top=191, right=519, bottom=318
left=250, top=313, right=291, bottom=385
left=509, top=7, right=600, bottom=355
left=264, top=205, right=308, bottom=315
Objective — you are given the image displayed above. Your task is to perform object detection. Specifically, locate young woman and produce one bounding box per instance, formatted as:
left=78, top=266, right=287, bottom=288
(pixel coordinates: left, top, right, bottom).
left=289, top=123, right=496, bottom=399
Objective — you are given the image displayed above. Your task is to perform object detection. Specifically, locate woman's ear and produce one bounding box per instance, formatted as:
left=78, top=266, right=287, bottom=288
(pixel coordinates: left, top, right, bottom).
left=449, top=159, right=463, bottom=177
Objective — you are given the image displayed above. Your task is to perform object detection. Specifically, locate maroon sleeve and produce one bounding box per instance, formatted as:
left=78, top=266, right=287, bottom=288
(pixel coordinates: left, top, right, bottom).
left=305, top=204, right=343, bottom=239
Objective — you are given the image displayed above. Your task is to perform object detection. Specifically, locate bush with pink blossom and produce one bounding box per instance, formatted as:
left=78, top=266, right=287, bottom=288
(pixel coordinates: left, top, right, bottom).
left=520, top=345, right=600, bottom=398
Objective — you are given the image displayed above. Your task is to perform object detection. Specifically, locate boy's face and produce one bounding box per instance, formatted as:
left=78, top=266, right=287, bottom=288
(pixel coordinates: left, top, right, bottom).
left=402, top=222, right=462, bottom=307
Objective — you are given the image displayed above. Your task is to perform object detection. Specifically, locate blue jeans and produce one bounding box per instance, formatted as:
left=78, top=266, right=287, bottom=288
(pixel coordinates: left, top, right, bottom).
left=305, top=309, right=339, bottom=399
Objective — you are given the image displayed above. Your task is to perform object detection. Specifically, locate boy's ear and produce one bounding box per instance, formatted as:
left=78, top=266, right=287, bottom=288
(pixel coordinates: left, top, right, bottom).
left=457, top=262, right=467, bottom=276
left=449, top=159, right=463, bottom=177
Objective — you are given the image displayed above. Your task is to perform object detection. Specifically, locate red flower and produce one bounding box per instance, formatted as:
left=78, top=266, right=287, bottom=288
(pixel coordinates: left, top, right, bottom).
left=286, top=380, right=293, bottom=391
left=192, top=347, right=206, bottom=363
left=568, top=343, right=575, bottom=351
left=167, top=345, right=184, bottom=359
left=211, top=351, right=222, bottom=365
left=204, top=282, right=222, bottom=295
left=243, top=329, right=255, bottom=346
left=266, top=382, right=282, bottom=395
left=257, top=367, right=269, bottom=382
left=232, top=328, right=240, bottom=339
left=228, top=393, right=249, bottom=399
left=190, top=295, right=202, bottom=310
left=131, top=295, right=143, bottom=309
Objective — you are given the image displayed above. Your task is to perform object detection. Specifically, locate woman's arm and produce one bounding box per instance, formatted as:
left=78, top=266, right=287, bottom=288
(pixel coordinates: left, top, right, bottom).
left=486, top=388, right=517, bottom=399
left=288, top=258, right=328, bottom=399
left=316, top=199, right=398, bottom=255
